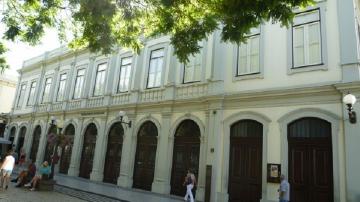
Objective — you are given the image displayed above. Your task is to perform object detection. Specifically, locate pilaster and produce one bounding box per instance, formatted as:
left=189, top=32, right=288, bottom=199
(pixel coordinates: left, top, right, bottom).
left=68, top=118, right=84, bottom=176
left=151, top=112, right=172, bottom=194
left=117, top=115, right=135, bottom=188
left=35, top=121, right=50, bottom=167
left=90, top=118, right=107, bottom=181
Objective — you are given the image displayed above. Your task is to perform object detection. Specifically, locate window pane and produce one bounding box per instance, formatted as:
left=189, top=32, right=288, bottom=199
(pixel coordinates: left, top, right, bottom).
left=308, top=23, right=321, bottom=64
left=94, top=64, right=107, bottom=96
left=250, top=36, right=260, bottom=73
left=27, top=82, right=36, bottom=106
left=73, top=69, right=85, bottom=99
left=57, top=73, right=67, bottom=101
left=147, top=49, right=164, bottom=88
left=42, top=78, right=52, bottom=103
left=118, top=57, right=132, bottom=92
left=293, top=27, right=305, bottom=67
left=184, top=52, right=202, bottom=83
left=237, top=44, right=248, bottom=74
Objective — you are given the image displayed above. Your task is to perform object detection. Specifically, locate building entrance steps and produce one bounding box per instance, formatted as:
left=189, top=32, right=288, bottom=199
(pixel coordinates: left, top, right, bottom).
left=54, top=174, right=185, bottom=202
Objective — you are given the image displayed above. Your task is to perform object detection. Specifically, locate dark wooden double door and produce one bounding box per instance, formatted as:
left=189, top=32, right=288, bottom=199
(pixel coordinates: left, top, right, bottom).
left=30, top=126, right=41, bottom=162
left=103, top=123, right=124, bottom=184
left=44, top=125, right=57, bottom=163
left=288, top=118, right=333, bottom=202
left=59, top=124, right=75, bottom=174
left=228, top=120, right=263, bottom=202
left=79, top=123, right=97, bottom=179
left=133, top=121, right=158, bottom=191
left=17, top=127, right=27, bottom=155
left=170, top=120, right=201, bottom=196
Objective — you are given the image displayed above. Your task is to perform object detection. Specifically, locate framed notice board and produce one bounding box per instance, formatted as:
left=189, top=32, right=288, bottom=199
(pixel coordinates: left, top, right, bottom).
left=267, top=163, right=281, bottom=183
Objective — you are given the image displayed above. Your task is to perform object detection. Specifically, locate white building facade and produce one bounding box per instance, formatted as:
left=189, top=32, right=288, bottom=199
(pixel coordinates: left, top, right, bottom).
left=6, top=1, right=360, bottom=202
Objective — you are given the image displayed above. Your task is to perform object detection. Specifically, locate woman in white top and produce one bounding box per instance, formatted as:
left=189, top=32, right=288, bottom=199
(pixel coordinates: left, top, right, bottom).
left=0, top=150, right=15, bottom=190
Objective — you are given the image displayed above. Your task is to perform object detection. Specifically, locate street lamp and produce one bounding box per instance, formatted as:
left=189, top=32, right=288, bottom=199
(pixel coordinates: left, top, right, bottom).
left=50, top=116, right=56, bottom=126
left=118, top=111, right=132, bottom=128
left=343, top=92, right=357, bottom=124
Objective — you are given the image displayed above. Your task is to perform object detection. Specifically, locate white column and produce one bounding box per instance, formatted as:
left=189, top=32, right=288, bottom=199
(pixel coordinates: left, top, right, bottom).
left=68, top=118, right=84, bottom=176
left=117, top=115, right=135, bottom=188
left=90, top=118, right=107, bottom=181
left=152, top=113, right=172, bottom=194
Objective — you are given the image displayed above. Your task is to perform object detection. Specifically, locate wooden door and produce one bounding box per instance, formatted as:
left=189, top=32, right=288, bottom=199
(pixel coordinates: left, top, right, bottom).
left=103, top=122, right=124, bottom=184
left=79, top=123, right=97, bottom=179
left=288, top=117, right=333, bottom=202
left=17, top=127, right=27, bottom=154
left=30, top=126, right=41, bottom=162
left=44, top=125, right=57, bottom=163
left=59, top=124, right=75, bottom=174
left=133, top=121, right=158, bottom=191
left=170, top=120, right=200, bottom=196
left=228, top=120, right=263, bottom=202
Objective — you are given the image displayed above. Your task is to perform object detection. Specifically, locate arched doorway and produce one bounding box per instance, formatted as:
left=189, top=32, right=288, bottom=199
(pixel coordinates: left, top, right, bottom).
left=30, top=126, right=42, bottom=162
left=288, top=117, right=333, bottom=202
left=170, top=119, right=200, bottom=196
left=44, top=125, right=57, bottom=163
left=79, top=123, right=97, bottom=179
left=7, top=127, right=16, bottom=151
left=103, top=122, right=124, bottom=184
left=59, top=124, right=75, bottom=174
left=133, top=121, right=158, bottom=191
left=17, top=126, right=27, bottom=155
left=228, top=120, right=263, bottom=202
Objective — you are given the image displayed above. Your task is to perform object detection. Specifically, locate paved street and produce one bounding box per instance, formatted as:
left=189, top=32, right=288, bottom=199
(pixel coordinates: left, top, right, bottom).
left=0, top=184, right=86, bottom=202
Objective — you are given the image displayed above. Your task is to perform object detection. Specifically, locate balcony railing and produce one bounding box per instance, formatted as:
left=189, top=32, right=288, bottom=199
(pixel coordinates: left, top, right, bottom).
left=87, top=97, right=104, bottom=108
left=37, top=104, right=48, bottom=113
left=176, top=82, right=208, bottom=99
left=139, top=88, right=165, bottom=103
left=68, top=100, right=81, bottom=110
left=51, top=103, right=63, bottom=111
left=112, top=93, right=131, bottom=105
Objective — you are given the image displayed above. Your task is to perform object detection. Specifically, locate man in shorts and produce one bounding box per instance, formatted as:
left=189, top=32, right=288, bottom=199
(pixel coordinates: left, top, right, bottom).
left=0, top=150, right=15, bottom=190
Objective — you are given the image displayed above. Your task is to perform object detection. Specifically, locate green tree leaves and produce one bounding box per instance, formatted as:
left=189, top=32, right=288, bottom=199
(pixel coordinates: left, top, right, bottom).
left=0, top=0, right=314, bottom=72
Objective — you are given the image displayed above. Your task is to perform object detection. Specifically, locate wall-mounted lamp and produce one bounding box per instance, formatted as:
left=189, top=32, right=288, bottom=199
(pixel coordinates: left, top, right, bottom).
left=118, top=111, right=132, bottom=128
left=343, top=93, right=357, bottom=124
left=50, top=116, right=57, bottom=126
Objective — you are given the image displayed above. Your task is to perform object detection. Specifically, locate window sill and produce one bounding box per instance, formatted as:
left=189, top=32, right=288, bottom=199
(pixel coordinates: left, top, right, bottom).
left=233, top=72, right=263, bottom=81
left=288, top=63, right=327, bottom=75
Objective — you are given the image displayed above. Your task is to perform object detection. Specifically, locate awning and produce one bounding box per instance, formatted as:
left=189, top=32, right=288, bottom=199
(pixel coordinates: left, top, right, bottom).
left=0, top=138, right=11, bottom=144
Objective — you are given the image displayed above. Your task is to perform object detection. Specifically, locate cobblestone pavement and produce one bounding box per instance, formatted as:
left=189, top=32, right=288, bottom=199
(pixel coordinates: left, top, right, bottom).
left=0, top=184, right=86, bottom=202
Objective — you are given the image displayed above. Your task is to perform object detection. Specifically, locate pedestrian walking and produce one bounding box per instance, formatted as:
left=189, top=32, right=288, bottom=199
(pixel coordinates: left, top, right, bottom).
left=278, top=174, right=290, bottom=202
left=183, top=169, right=194, bottom=202
left=190, top=170, right=197, bottom=199
left=0, top=150, right=16, bottom=190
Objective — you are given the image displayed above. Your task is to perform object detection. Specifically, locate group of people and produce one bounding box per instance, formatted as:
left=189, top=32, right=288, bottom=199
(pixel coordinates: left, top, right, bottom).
left=0, top=148, right=51, bottom=191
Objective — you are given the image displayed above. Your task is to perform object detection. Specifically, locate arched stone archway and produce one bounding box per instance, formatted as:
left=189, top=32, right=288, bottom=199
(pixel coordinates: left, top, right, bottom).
left=79, top=123, right=98, bottom=179
left=103, top=122, right=124, bottom=184
left=30, top=125, right=42, bottom=162
left=170, top=119, right=201, bottom=197
left=16, top=126, right=27, bottom=155
left=43, top=125, right=57, bottom=163
left=132, top=121, right=158, bottom=191
left=288, top=117, right=333, bottom=202
left=59, top=124, right=76, bottom=174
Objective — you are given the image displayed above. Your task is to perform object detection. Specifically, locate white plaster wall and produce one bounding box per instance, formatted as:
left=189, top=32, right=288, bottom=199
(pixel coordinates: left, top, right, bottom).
left=0, top=84, right=16, bottom=113
left=219, top=0, right=342, bottom=93
left=220, top=103, right=346, bottom=202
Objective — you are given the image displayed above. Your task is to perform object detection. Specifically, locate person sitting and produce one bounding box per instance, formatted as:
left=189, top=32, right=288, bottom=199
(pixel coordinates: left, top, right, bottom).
left=11, top=159, right=36, bottom=187
left=25, top=161, right=51, bottom=191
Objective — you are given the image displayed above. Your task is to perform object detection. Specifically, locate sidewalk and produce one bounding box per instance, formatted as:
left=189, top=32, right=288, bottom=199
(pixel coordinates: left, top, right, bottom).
left=0, top=184, right=86, bottom=202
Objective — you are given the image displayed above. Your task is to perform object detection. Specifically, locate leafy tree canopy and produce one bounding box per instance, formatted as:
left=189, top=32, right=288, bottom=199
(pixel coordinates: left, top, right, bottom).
left=0, top=0, right=314, bottom=71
